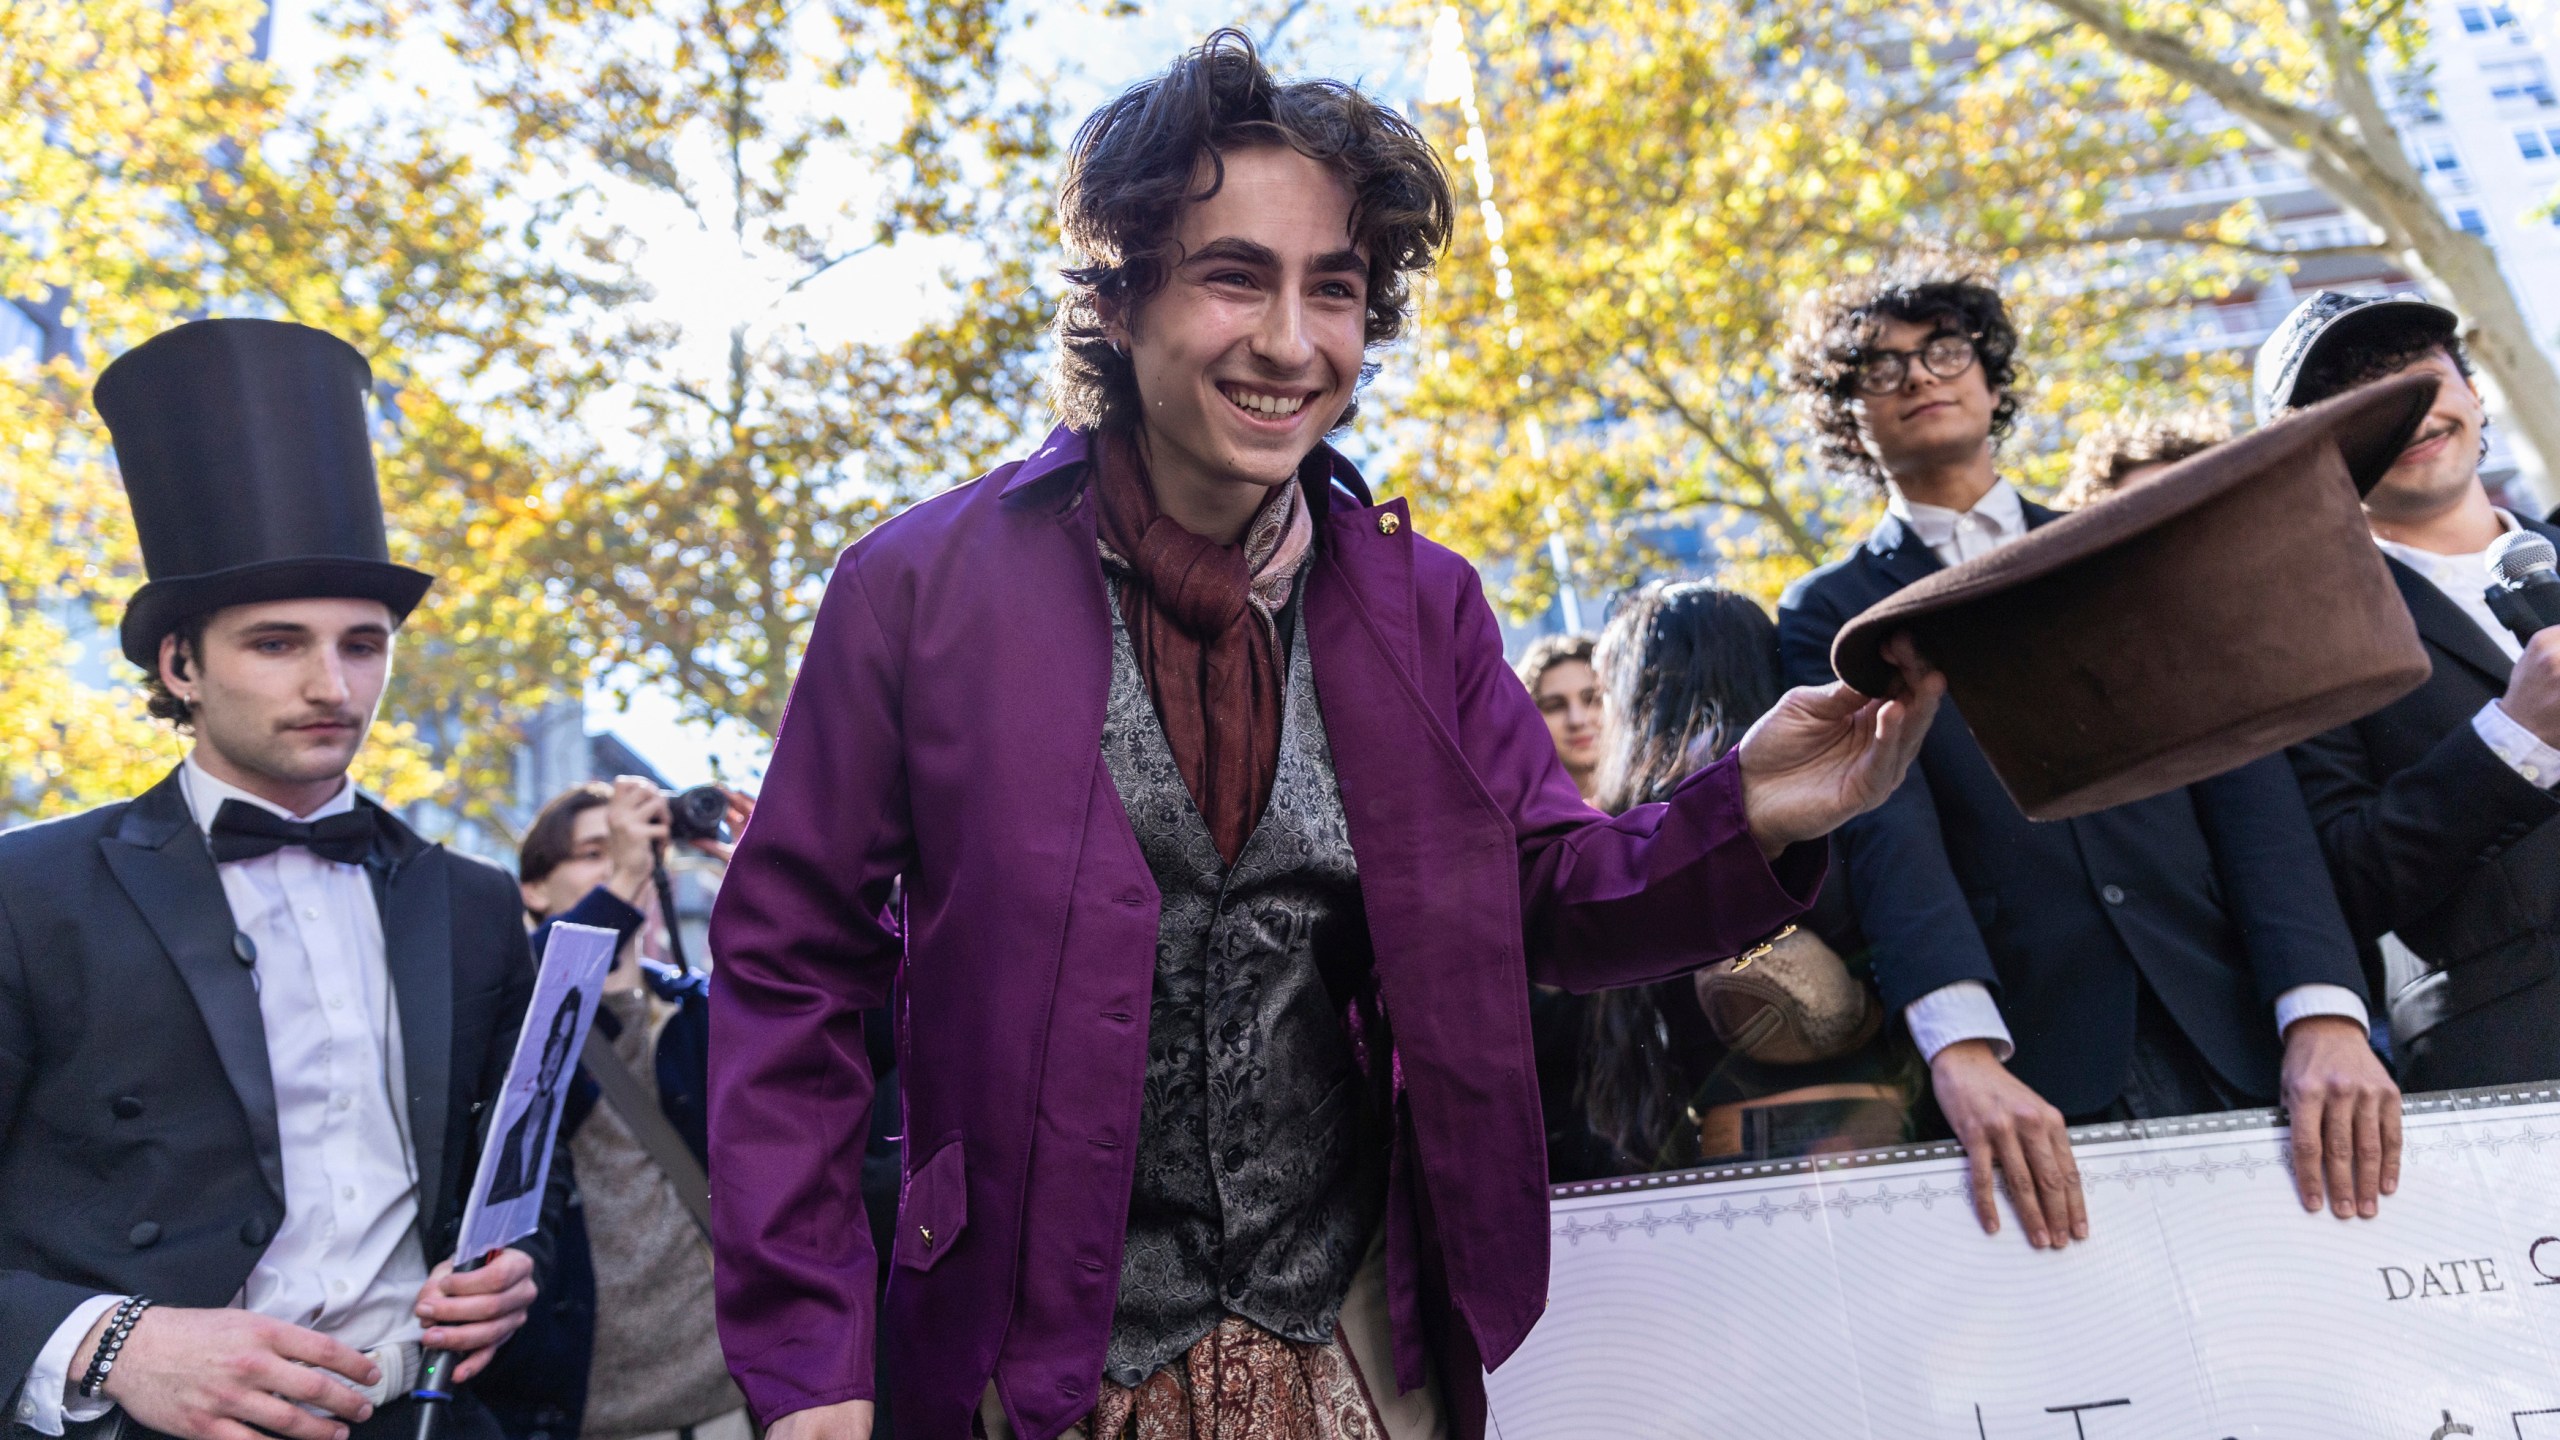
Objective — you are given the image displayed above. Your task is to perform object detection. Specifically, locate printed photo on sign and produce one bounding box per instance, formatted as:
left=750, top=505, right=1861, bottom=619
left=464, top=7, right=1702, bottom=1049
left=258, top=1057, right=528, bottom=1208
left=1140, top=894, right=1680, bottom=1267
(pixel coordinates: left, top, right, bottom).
left=453, top=921, right=617, bottom=1260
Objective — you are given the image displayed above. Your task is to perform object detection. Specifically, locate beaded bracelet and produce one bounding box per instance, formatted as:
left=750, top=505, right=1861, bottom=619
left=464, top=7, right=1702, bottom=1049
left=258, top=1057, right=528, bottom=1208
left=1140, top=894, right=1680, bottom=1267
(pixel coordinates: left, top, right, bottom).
left=78, top=1296, right=153, bottom=1399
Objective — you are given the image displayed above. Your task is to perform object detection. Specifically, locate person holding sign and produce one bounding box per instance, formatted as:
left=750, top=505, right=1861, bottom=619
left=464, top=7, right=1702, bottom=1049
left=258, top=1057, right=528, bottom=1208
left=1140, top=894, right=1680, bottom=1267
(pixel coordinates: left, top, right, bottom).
left=706, top=30, right=1941, bottom=1440
left=0, top=321, right=559, bottom=1440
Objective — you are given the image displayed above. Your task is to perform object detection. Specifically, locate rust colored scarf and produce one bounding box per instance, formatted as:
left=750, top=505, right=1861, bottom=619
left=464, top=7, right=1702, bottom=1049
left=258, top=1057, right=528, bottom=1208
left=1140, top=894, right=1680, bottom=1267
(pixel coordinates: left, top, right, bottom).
left=1092, top=430, right=1313, bottom=866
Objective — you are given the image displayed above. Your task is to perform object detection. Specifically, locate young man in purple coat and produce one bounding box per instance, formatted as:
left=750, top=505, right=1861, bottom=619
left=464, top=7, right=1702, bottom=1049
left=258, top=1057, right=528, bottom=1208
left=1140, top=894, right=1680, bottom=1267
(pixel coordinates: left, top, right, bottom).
left=706, top=32, right=1940, bottom=1440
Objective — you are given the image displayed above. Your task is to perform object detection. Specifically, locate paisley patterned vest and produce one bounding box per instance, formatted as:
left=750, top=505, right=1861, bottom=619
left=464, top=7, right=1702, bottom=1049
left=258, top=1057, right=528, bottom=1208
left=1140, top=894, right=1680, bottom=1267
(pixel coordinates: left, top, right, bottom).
left=1098, top=574, right=1386, bottom=1385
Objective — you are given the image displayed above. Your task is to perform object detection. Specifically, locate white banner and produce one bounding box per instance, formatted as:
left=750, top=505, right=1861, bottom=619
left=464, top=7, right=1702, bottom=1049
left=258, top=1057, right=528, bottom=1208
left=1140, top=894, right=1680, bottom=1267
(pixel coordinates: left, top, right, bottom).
left=1486, top=1086, right=2560, bottom=1439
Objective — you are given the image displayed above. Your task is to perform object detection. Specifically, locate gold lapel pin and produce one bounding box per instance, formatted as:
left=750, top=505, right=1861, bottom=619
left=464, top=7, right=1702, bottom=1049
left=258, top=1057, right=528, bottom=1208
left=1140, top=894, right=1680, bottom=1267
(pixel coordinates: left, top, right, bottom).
left=1377, top=512, right=1400, bottom=535
left=918, top=1226, right=934, bottom=1249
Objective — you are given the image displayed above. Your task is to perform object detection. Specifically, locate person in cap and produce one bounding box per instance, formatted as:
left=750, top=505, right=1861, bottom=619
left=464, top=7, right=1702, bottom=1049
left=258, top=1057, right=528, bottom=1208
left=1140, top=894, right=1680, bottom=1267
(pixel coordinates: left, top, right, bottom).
left=705, top=30, right=1941, bottom=1440
left=0, top=320, right=559, bottom=1440
left=2272, top=292, right=2560, bottom=1090
left=1773, top=251, right=2398, bottom=1253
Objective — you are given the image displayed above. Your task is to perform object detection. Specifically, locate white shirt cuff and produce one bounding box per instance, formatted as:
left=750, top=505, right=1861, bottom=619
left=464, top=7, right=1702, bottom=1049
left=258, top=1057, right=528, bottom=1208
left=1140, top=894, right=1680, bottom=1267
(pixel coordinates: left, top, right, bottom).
left=1904, top=980, right=2015, bottom=1064
left=2474, top=701, right=2560, bottom=788
left=16, top=1295, right=123, bottom=1435
left=2275, top=982, right=2371, bottom=1037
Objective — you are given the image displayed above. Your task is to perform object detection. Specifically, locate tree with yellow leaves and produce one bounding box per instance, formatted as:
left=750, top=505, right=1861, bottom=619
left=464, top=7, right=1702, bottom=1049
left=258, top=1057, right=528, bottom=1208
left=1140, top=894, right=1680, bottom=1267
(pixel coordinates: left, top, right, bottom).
left=0, top=0, right=573, bottom=826
left=340, top=0, right=1061, bottom=736
left=1385, top=0, right=2324, bottom=614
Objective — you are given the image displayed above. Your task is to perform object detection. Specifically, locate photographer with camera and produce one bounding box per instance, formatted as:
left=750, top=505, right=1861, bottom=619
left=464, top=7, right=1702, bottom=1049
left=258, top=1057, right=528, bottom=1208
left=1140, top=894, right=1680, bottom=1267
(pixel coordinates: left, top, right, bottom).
left=477, top=778, right=748, bottom=1440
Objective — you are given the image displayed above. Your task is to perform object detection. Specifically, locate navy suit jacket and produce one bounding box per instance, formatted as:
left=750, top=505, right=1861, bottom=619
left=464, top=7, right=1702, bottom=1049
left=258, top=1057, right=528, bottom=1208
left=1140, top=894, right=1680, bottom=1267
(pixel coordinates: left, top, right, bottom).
left=1778, top=506, right=2369, bottom=1115
left=2288, top=516, right=2560, bottom=1091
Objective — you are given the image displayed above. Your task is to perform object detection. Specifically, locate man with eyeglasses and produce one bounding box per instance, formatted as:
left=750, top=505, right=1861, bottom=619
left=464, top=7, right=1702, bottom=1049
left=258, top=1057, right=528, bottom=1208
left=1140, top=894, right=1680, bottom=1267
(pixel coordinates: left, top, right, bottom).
left=1774, top=252, right=2396, bottom=1253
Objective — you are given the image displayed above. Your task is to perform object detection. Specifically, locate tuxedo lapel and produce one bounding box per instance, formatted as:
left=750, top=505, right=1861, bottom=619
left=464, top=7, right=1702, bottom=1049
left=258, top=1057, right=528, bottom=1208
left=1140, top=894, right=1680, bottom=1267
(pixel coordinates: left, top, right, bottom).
left=373, top=808, right=454, bottom=1232
left=1865, top=513, right=1944, bottom=594
left=2389, top=555, right=2514, bottom=687
left=99, top=769, right=284, bottom=1204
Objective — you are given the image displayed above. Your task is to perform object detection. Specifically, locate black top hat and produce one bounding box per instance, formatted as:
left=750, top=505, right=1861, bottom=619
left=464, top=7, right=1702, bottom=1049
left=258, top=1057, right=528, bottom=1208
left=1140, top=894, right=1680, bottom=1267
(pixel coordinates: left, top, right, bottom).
left=96, top=319, right=434, bottom=669
left=2253, top=290, right=2459, bottom=424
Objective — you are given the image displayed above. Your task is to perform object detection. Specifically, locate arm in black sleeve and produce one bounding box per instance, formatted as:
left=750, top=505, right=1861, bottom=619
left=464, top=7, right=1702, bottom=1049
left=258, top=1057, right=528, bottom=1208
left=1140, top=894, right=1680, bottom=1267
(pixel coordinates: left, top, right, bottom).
left=2191, top=753, right=2369, bottom=1008
left=2288, top=716, right=2560, bottom=943
left=0, top=887, right=106, bottom=1411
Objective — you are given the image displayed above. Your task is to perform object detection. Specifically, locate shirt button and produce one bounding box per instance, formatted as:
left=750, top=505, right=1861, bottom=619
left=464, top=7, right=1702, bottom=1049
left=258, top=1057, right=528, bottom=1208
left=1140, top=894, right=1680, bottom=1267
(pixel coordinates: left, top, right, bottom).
left=328, top=996, right=345, bottom=1011
left=302, top=907, right=319, bottom=921
left=2101, top=885, right=2126, bottom=906
left=1223, top=1145, right=1247, bottom=1169
left=341, top=1185, right=356, bottom=1202
left=332, top=1093, right=351, bottom=1111
left=331, top=1280, right=348, bottom=1296
left=2525, top=764, right=2542, bottom=781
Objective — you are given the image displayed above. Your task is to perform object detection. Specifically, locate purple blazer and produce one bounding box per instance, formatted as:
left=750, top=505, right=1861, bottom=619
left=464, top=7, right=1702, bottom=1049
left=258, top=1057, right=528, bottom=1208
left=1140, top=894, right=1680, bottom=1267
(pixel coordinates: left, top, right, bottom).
left=707, top=426, right=1822, bottom=1440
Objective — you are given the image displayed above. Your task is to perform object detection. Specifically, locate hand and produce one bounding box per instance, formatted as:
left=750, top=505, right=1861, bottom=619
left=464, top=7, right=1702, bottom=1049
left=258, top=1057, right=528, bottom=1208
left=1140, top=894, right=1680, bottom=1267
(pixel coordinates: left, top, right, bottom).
left=2280, top=1015, right=2402, bottom=1219
left=1736, top=634, right=1946, bottom=858
left=767, top=1398, right=875, bottom=1440
left=83, top=1306, right=378, bottom=1440
left=2500, top=629, right=2560, bottom=749
left=603, top=776, right=671, bottom=904
left=1931, top=1039, right=2087, bottom=1249
left=414, top=1248, right=537, bottom=1382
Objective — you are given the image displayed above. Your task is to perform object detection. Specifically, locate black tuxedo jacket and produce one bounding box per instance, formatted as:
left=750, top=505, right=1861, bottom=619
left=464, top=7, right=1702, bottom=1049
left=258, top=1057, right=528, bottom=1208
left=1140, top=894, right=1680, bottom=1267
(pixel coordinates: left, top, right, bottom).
left=0, top=768, right=559, bottom=1411
left=2288, top=516, right=2560, bottom=1090
left=1779, top=506, right=2369, bottom=1116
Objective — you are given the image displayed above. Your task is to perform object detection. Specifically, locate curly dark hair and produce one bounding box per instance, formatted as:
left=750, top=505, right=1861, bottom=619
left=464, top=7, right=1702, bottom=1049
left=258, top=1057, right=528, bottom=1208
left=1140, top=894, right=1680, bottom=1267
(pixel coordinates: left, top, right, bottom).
left=140, top=612, right=211, bottom=730
left=2289, top=318, right=2474, bottom=414
left=1049, top=28, right=1456, bottom=434
left=2056, top=409, right=2232, bottom=509
left=1782, top=248, right=2026, bottom=489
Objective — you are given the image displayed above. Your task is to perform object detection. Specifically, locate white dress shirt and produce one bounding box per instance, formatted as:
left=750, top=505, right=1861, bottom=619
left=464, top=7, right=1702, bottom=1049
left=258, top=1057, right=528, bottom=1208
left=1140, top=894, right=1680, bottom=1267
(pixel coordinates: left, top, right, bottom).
left=1880, top=481, right=2371, bottom=1064
left=18, top=758, right=427, bottom=1434
left=2373, top=508, right=2560, bottom=788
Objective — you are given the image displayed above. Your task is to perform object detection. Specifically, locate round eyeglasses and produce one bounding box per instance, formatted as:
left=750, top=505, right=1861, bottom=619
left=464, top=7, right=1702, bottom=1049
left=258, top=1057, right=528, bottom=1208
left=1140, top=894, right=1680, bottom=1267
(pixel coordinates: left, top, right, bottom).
left=1852, top=332, right=1980, bottom=396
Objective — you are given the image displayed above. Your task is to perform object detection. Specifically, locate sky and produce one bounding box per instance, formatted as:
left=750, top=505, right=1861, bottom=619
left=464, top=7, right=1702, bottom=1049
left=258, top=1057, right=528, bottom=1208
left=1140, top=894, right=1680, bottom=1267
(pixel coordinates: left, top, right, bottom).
left=268, top=0, right=1431, bottom=788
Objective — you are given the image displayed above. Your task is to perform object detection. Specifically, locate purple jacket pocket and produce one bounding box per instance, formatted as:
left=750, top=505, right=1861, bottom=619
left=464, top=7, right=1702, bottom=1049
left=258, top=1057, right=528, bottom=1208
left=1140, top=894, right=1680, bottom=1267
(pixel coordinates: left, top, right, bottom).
left=893, top=1135, right=967, bottom=1272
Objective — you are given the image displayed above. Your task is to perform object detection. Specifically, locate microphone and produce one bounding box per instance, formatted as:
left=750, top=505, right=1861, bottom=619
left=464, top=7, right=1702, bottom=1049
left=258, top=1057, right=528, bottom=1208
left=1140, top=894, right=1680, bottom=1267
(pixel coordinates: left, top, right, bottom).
left=2483, top=531, right=2560, bottom=645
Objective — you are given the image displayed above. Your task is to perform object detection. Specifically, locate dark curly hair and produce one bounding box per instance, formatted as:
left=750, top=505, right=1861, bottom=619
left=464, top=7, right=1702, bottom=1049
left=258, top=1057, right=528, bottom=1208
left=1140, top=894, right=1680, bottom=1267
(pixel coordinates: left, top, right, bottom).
left=1049, top=28, right=1456, bottom=434
left=1782, top=249, right=2026, bottom=490
left=140, top=612, right=211, bottom=730
left=2289, top=318, right=2474, bottom=414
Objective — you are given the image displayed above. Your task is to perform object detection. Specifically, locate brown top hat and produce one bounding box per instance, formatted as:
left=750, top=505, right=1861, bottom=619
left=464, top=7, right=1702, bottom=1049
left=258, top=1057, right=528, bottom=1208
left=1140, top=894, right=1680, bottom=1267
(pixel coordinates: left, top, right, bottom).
left=1832, top=371, right=2439, bottom=821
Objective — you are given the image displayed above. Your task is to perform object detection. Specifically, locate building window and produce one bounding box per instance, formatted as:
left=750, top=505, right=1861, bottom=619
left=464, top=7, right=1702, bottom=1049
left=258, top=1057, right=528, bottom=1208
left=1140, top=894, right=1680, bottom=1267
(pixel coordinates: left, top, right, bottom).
left=2523, top=128, right=2552, bottom=159
left=2485, top=57, right=2556, bottom=107
left=2460, top=5, right=2490, bottom=31
left=2427, top=139, right=2465, bottom=172
left=2456, top=208, right=2488, bottom=234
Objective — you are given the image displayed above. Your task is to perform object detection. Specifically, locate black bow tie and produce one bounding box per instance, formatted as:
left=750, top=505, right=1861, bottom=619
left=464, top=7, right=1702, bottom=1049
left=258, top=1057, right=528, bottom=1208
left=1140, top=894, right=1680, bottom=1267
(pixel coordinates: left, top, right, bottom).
left=208, top=800, right=380, bottom=866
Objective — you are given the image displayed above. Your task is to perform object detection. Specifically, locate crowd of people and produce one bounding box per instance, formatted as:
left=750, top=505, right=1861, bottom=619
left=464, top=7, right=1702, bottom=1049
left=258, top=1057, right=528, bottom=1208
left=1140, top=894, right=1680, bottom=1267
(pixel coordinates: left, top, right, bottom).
left=4, top=23, right=2558, bottom=1440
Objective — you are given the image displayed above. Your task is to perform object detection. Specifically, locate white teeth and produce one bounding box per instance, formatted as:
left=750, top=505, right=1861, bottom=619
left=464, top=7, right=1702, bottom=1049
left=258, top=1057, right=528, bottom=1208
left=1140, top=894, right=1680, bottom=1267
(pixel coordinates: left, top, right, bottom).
left=1224, top=387, right=1306, bottom=418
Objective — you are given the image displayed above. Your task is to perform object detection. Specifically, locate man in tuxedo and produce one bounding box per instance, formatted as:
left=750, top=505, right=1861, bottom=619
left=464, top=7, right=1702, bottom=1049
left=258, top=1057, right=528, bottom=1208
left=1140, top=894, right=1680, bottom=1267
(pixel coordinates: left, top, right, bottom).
left=0, top=320, right=557, bottom=1440
left=2273, top=293, right=2560, bottom=1091
left=1775, top=253, right=2399, bottom=1252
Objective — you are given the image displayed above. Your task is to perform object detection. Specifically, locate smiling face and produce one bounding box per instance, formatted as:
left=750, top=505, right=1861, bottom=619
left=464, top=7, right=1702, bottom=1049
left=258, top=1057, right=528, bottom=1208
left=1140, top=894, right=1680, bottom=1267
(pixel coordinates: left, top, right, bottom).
left=2361, top=347, right=2489, bottom=527
left=165, top=596, right=394, bottom=811
left=1849, top=314, right=2001, bottom=485
left=1109, top=145, right=1369, bottom=540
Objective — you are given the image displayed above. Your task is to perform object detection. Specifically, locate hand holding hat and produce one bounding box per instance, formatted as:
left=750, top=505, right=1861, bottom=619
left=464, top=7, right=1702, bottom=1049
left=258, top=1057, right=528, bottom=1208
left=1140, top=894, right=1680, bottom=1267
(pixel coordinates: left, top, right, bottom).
left=1735, top=633, right=1946, bottom=858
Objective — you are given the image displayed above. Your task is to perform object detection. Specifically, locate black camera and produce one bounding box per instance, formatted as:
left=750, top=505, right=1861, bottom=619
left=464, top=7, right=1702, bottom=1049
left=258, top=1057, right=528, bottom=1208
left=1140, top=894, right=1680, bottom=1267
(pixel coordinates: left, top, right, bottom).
left=665, top=784, right=732, bottom=843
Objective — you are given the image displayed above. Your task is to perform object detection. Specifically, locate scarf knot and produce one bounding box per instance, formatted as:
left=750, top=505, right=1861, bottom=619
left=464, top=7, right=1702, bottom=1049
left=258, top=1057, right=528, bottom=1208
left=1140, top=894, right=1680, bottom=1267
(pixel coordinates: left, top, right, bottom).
left=1092, top=430, right=1313, bottom=866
